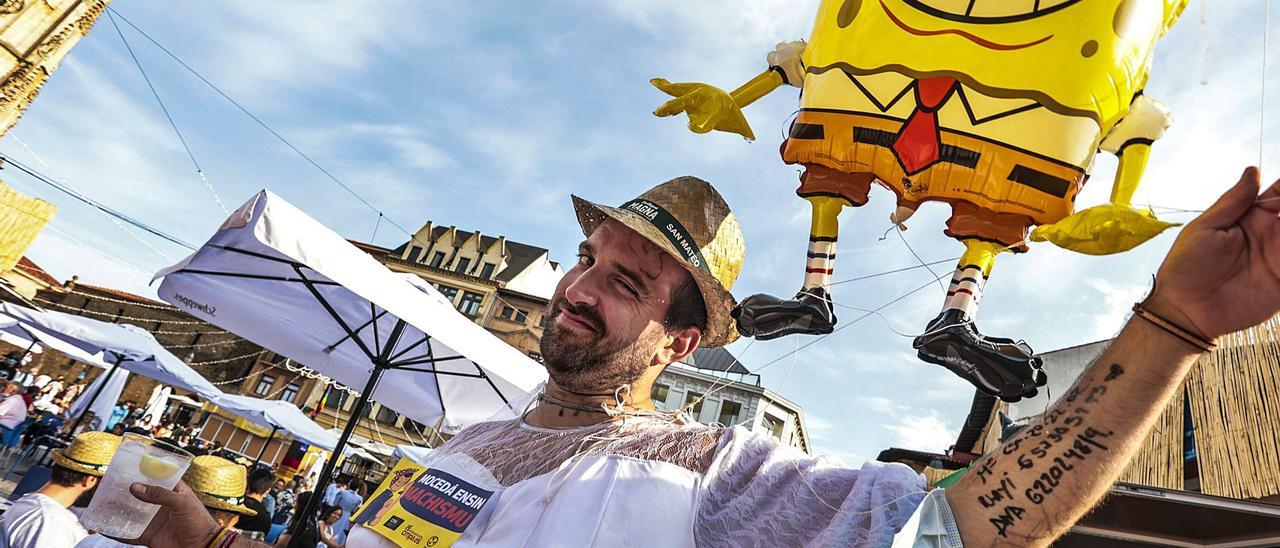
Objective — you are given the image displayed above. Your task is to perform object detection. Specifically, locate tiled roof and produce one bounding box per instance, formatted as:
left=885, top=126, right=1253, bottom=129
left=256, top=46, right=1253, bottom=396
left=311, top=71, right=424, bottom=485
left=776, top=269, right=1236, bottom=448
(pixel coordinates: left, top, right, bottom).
left=77, top=283, right=173, bottom=308
left=14, top=256, right=60, bottom=287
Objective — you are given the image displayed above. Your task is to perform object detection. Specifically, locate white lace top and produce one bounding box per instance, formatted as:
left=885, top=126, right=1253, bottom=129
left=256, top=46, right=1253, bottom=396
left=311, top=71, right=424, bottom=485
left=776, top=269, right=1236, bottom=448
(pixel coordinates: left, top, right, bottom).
left=347, top=415, right=962, bottom=547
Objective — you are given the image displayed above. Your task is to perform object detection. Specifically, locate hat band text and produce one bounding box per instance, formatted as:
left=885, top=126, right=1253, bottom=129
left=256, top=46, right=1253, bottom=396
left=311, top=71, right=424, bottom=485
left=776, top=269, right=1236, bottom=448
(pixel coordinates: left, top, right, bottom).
left=620, top=198, right=710, bottom=275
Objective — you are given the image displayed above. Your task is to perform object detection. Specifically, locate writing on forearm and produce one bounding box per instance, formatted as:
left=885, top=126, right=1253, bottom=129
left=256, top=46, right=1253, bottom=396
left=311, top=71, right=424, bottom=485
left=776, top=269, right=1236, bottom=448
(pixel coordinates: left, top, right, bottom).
left=971, top=363, right=1125, bottom=539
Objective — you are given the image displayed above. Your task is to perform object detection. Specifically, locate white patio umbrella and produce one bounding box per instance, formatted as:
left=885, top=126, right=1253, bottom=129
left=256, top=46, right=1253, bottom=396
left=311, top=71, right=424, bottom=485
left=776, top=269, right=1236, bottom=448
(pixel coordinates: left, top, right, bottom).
left=210, top=393, right=344, bottom=467
left=153, top=190, right=547, bottom=533
left=67, top=364, right=130, bottom=430
left=0, top=303, right=224, bottom=431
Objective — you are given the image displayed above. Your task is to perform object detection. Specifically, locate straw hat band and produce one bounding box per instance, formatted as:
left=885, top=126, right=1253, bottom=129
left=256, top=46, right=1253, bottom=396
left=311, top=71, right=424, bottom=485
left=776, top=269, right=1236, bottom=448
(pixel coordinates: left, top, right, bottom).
left=56, top=453, right=109, bottom=473
left=199, top=491, right=247, bottom=506
left=619, top=198, right=710, bottom=275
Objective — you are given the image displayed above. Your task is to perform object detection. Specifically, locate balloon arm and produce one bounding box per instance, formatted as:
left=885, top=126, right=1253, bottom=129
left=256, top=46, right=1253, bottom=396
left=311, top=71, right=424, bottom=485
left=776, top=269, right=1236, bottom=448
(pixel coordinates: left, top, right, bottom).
left=1109, top=140, right=1153, bottom=206
left=728, top=69, right=785, bottom=110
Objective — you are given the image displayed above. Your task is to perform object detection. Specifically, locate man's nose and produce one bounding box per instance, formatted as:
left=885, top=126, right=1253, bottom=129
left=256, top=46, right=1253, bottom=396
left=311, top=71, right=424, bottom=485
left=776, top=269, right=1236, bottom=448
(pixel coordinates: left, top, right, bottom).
left=564, top=268, right=603, bottom=309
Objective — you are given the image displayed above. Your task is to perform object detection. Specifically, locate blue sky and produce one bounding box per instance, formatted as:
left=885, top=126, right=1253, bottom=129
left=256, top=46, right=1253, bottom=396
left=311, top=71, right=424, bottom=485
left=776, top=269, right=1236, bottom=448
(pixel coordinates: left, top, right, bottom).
left=5, top=0, right=1277, bottom=463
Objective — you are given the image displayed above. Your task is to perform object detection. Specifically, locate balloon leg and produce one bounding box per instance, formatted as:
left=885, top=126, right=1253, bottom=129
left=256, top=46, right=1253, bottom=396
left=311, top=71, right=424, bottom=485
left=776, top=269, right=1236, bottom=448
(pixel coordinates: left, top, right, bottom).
left=914, top=239, right=1047, bottom=402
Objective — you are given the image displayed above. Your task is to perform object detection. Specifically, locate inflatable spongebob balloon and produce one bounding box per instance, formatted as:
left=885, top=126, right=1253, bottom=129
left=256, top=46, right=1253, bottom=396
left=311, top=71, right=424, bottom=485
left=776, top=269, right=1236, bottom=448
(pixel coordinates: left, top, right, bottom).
left=654, top=0, right=1186, bottom=402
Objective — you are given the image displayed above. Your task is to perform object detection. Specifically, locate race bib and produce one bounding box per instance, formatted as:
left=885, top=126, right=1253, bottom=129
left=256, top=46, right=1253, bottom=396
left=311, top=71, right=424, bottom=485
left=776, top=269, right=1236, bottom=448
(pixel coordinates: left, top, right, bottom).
left=351, top=456, right=500, bottom=547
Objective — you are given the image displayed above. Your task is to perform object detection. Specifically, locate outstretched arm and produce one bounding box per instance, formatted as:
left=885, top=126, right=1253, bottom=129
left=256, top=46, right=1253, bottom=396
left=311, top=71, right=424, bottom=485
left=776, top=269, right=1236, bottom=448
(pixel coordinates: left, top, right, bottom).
left=652, top=40, right=805, bottom=140
left=949, top=167, right=1280, bottom=546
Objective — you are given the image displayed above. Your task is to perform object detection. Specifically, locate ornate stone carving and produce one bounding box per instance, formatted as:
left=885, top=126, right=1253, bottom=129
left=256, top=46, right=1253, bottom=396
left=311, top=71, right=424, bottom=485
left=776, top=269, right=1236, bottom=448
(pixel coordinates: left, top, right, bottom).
left=0, top=1, right=25, bottom=15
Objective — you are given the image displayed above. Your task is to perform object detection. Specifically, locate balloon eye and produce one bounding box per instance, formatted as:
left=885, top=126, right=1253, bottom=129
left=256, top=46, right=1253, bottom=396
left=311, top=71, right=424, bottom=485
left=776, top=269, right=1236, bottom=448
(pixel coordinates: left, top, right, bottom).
left=837, top=0, right=863, bottom=27
left=1081, top=39, right=1098, bottom=57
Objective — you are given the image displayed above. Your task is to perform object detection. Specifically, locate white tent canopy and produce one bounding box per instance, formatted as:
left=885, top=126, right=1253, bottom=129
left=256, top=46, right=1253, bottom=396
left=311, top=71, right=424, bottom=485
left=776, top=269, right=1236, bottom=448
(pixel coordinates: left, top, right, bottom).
left=67, top=364, right=130, bottom=429
left=212, top=393, right=343, bottom=454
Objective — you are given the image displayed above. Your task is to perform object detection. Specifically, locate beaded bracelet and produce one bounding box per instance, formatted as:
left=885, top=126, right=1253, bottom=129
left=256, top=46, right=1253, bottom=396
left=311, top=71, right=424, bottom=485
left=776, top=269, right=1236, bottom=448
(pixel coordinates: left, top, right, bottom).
left=1132, top=302, right=1217, bottom=353
left=216, top=531, right=240, bottom=548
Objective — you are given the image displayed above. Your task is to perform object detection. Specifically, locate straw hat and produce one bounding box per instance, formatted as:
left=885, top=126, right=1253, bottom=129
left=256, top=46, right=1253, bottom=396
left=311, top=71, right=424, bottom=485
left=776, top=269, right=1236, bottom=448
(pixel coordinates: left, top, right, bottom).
left=183, top=455, right=257, bottom=516
left=50, top=432, right=121, bottom=476
left=572, top=176, right=745, bottom=347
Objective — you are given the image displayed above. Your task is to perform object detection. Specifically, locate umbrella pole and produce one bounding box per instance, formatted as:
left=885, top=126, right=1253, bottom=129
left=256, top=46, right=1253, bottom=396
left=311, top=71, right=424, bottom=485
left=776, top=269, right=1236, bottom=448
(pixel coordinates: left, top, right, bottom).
left=68, top=355, right=125, bottom=434
left=15, top=340, right=36, bottom=363
left=288, top=362, right=386, bottom=538
left=253, top=424, right=280, bottom=468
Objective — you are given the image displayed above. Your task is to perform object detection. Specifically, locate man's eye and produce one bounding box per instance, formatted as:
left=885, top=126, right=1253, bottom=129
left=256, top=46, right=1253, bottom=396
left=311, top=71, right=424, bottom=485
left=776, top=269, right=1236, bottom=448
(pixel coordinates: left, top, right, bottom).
left=615, top=279, right=638, bottom=296
left=576, top=253, right=592, bottom=266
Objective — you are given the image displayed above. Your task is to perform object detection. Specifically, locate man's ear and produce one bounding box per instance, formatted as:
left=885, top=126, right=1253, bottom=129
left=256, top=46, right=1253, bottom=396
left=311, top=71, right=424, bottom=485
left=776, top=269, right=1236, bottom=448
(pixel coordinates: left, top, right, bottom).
left=83, top=475, right=99, bottom=489
left=658, top=326, right=702, bottom=366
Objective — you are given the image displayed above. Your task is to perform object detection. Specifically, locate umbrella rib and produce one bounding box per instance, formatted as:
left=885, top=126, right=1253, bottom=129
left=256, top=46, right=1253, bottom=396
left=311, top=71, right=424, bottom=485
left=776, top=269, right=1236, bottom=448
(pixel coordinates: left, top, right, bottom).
left=390, top=366, right=485, bottom=378
left=175, top=268, right=341, bottom=285
left=370, top=302, right=382, bottom=358
left=321, top=310, right=388, bottom=353
left=387, top=333, right=431, bottom=363
left=388, top=354, right=470, bottom=368
left=210, top=244, right=309, bottom=267
left=292, top=265, right=378, bottom=362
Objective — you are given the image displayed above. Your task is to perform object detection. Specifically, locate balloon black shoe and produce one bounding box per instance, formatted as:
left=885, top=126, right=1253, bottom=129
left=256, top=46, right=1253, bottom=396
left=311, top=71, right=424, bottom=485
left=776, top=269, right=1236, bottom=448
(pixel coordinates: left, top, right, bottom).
left=733, top=287, right=837, bottom=341
left=912, top=310, right=1047, bottom=402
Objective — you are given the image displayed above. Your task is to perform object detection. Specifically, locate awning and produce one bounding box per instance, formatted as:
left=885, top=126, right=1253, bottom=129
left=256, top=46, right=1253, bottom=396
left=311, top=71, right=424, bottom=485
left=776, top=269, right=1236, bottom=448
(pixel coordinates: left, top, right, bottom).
left=211, top=393, right=342, bottom=454
left=392, top=444, right=434, bottom=466
left=1062, top=482, right=1280, bottom=547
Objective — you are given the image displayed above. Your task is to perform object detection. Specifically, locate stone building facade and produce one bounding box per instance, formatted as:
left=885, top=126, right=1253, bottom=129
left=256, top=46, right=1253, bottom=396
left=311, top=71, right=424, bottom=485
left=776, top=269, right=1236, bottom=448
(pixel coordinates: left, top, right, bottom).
left=0, top=0, right=110, bottom=137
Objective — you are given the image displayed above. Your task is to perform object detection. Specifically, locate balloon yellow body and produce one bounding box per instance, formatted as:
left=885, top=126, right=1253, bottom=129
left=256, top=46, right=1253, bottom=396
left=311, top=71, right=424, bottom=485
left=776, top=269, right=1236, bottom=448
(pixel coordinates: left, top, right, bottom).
left=652, top=0, right=1187, bottom=399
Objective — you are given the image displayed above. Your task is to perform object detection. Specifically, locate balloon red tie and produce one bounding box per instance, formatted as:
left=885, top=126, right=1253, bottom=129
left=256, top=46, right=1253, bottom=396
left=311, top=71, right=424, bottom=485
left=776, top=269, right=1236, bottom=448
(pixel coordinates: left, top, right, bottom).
left=892, top=77, right=957, bottom=174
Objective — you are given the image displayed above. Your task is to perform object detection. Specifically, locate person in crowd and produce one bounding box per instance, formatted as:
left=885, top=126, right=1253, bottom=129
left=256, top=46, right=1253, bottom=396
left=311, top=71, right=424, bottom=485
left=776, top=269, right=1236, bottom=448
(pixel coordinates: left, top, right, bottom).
left=315, top=505, right=343, bottom=548
left=124, top=414, right=152, bottom=436
left=272, top=480, right=296, bottom=525
left=30, top=372, right=49, bottom=391
left=0, top=382, right=28, bottom=435
left=103, top=402, right=129, bottom=431
left=57, top=410, right=99, bottom=438
left=238, top=468, right=275, bottom=538
left=0, top=352, right=20, bottom=382
left=0, top=431, right=120, bottom=547
left=272, top=493, right=319, bottom=548
left=331, top=480, right=363, bottom=544
left=39, top=375, right=64, bottom=400
left=320, top=478, right=345, bottom=507
left=108, top=422, right=125, bottom=436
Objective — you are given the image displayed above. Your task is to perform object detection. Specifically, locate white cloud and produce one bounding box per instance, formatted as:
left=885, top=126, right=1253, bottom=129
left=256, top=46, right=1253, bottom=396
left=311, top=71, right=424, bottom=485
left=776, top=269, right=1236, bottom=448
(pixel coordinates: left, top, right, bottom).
left=884, top=412, right=956, bottom=453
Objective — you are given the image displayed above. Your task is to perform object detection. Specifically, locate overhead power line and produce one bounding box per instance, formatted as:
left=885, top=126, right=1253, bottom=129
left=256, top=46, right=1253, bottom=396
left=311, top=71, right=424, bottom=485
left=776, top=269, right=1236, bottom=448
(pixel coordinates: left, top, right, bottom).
left=0, top=153, right=197, bottom=250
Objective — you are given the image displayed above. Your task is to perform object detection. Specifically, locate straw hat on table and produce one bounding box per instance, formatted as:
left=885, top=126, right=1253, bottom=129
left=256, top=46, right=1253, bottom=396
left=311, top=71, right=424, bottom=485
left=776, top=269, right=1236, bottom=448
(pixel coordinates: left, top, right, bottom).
left=184, top=455, right=257, bottom=515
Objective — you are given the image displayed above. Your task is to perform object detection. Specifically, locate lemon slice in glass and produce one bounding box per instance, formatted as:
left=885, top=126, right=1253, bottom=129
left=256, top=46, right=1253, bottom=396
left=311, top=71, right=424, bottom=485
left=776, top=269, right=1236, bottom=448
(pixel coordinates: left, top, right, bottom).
left=138, top=455, right=180, bottom=480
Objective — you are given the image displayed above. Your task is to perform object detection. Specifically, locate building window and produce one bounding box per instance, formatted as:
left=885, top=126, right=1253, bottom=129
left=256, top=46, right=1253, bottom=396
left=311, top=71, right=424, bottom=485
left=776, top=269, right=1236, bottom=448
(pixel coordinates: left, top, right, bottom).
left=406, top=246, right=423, bottom=263
left=527, top=351, right=542, bottom=363
left=480, top=262, right=496, bottom=279
left=684, top=391, right=704, bottom=417
left=429, top=252, right=446, bottom=268
left=764, top=414, right=785, bottom=439
left=652, top=383, right=670, bottom=409
left=458, top=291, right=484, bottom=318
left=500, top=306, right=529, bottom=323
left=280, top=383, right=301, bottom=403
left=455, top=257, right=472, bottom=274
left=717, top=400, right=742, bottom=426
left=254, top=374, right=276, bottom=396
left=437, top=285, right=459, bottom=302
left=376, top=406, right=399, bottom=425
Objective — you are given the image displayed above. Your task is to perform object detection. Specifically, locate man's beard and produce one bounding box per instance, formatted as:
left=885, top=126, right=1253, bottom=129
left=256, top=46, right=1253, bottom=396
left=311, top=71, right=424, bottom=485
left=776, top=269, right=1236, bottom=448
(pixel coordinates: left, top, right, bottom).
left=540, top=300, right=661, bottom=393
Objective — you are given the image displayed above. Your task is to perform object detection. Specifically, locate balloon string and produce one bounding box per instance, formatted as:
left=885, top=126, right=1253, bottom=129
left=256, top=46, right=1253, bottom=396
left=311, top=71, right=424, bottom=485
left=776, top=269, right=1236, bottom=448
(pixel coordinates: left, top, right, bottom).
left=1262, top=0, right=1270, bottom=172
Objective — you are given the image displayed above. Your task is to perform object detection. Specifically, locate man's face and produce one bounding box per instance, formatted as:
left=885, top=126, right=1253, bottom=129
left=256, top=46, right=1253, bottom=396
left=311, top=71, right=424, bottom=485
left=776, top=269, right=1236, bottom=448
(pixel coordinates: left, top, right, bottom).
left=3, top=384, right=17, bottom=396
left=540, top=219, right=691, bottom=392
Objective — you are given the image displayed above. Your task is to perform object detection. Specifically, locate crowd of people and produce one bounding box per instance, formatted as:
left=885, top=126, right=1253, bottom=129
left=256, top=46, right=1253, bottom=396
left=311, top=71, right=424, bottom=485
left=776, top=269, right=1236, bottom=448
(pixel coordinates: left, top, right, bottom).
left=0, top=428, right=372, bottom=548
left=0, top=351, right=380, bottom=547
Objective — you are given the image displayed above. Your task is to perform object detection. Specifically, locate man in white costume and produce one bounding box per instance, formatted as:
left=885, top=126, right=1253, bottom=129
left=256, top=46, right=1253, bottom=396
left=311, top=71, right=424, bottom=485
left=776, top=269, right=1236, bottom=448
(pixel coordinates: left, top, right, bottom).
left=126, top=168, right=1280, bottom=546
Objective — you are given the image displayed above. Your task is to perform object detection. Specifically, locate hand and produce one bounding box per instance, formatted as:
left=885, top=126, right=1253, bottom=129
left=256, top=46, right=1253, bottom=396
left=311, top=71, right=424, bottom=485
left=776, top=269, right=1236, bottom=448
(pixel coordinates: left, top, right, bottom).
left=112, top=481, right=220, bottom=548
left=651, top=78, right=754, bottom=139
left=1150, top=167, right=1280, bottom=339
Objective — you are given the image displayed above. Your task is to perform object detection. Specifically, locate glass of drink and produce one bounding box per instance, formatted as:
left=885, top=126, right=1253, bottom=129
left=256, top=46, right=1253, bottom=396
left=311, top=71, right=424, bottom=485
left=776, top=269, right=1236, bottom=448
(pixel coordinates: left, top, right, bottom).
left=80, top=433, right=193, bottom=539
